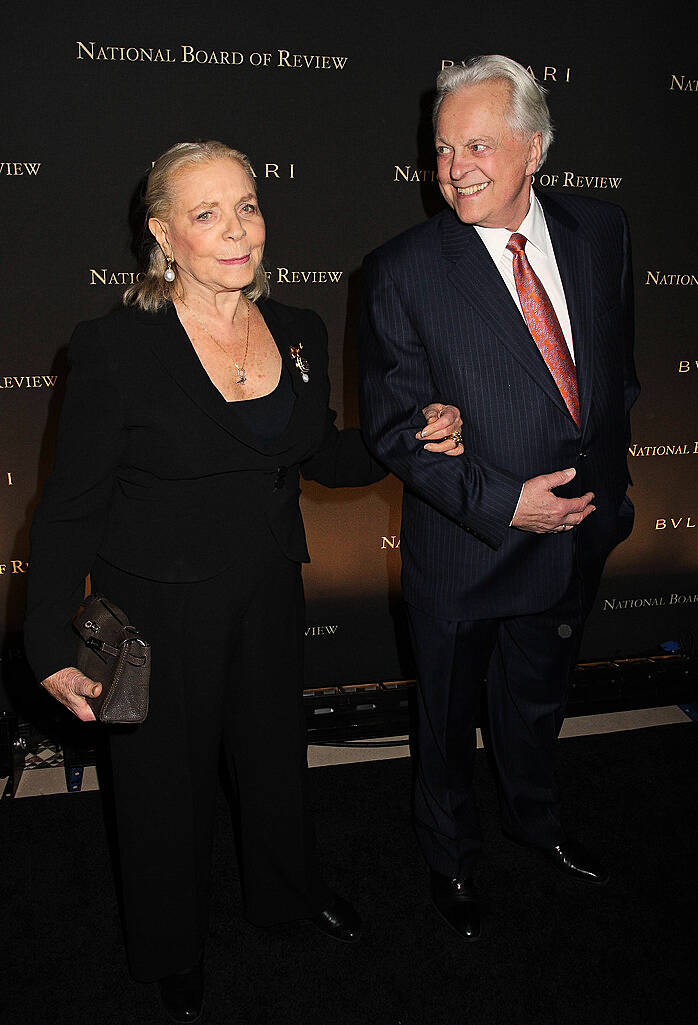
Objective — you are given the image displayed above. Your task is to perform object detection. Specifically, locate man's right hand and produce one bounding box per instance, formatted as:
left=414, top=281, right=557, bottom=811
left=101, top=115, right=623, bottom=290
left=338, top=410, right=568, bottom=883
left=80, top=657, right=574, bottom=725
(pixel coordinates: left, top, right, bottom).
left=511, top=467, right=595, bottom=534
left=40, top=666, right=101, bottom=722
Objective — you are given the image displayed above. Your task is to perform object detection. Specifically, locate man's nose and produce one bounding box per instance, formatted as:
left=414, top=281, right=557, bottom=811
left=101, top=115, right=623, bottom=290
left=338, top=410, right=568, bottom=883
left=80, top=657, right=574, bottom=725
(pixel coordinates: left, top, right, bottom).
left=449, top=151, right=475, bottom=181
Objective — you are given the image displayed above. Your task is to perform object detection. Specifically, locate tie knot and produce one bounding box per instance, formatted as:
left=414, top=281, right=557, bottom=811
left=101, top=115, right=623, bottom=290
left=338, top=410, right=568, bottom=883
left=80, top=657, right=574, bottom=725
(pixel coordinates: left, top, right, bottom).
left=506, top=232, right=527, bottom=256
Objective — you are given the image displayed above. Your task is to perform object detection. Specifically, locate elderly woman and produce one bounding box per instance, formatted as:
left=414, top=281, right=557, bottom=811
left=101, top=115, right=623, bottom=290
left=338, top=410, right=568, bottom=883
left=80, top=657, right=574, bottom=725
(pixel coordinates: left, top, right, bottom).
left=23, top=141, right=463, bottom=1022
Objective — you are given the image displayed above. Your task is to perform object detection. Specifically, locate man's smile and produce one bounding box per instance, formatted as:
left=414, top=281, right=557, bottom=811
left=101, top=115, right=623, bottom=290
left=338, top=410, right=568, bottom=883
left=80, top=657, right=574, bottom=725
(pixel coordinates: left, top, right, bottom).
left=454, top=182, right=490, bottom=196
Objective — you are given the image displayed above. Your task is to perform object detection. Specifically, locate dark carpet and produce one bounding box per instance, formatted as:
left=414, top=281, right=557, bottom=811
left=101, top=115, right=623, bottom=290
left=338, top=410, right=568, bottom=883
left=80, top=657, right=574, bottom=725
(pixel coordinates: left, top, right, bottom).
left=1, top=723, right=695, bottom=1025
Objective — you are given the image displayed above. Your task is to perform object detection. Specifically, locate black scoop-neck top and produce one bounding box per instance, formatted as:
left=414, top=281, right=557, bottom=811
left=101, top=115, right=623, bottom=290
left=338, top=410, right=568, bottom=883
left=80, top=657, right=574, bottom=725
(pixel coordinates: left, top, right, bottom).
left=222, top=362, right=295, bottom=440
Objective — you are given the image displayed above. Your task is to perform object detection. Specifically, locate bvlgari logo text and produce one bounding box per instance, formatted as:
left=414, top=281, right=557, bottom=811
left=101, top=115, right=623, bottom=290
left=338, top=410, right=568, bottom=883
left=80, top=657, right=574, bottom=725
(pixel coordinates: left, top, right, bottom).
left=678, top=361, right=698, bottom=373
left=646, top=271, right=697, bottom=286
left=532, top=171, right=622, bottom=190
left=654, top=516, right=695, bottom=530
left=273, top=268, right=343, bottom=285
left=76, top=42, right=348, bottom=69
left=0, top=560, right=28, bottom=575
left=149, top=159, right=295, bottom=179
left=441, top=60, right=571, bottom=84
left=603, top=593, right=697, bottom=610
left=629, top=442, right=698, bottom=457
left=249, top=163, right=295, bottom=180
left=1, top=162, right=41, bottom=176
left=6, top=472, right=14, bottom=485
left=0, top=376, right=58, bottom=390
left=670, top=74, right=696, bottom=92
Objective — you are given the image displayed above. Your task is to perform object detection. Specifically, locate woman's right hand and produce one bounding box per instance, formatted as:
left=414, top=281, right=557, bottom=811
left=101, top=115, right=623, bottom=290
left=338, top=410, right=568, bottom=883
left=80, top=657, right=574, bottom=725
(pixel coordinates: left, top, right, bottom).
left=40, top=667, right=101, bottom=722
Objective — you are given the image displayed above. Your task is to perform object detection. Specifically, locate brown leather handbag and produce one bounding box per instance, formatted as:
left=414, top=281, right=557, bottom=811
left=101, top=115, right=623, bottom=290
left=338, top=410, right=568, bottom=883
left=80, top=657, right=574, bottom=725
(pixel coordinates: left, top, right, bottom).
left=73, top=594, right=150, bottom=724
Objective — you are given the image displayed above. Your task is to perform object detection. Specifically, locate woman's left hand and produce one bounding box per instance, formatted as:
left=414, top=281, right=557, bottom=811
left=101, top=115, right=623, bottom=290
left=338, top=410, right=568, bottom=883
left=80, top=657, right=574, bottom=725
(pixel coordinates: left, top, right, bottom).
left=419, top=403, right=464, bottom=456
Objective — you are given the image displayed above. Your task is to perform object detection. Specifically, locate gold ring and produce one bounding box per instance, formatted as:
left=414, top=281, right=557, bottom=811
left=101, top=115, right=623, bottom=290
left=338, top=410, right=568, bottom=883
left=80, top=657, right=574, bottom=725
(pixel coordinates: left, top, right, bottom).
left=449, top=430, right=462, bottom=445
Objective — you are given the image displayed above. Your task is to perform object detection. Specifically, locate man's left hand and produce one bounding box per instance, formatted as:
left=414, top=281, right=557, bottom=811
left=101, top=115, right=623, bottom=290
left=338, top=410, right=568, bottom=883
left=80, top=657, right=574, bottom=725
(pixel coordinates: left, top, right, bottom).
left=419, top=404, right=464, bottom=456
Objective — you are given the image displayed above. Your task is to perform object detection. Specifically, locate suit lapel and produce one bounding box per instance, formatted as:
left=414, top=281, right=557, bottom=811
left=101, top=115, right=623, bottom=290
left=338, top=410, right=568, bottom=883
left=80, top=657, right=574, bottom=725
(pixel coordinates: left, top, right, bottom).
left=539, top=193, right=595, bottom=435
left=252, top=298, right=321, bottom=450
left=441, top=210, right=572, bottom=421
left=142, top=301, right=312, bottom=456
left=145, top=302, right=231, bottom=432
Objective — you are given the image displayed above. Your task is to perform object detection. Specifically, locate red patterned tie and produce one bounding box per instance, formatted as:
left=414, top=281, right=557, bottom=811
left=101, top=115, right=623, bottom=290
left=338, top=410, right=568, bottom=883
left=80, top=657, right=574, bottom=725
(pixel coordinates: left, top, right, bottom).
left=506, top=232, right=580, bottom=427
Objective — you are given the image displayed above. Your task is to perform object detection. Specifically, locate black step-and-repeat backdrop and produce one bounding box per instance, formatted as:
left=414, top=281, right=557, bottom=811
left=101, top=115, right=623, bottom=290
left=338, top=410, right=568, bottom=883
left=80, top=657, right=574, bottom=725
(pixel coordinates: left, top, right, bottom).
left=1, top=0, right=696, bottom=705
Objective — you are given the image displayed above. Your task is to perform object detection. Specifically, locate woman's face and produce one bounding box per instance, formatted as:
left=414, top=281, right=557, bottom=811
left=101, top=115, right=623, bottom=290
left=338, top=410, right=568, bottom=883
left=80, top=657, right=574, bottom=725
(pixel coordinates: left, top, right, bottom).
left=151, top=157, right=266, bottom=297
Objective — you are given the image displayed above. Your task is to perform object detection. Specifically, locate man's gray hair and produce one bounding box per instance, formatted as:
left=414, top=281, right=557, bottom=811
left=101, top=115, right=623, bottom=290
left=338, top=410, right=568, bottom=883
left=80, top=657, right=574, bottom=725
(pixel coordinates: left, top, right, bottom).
left=433, top=55, right=554, bottom=169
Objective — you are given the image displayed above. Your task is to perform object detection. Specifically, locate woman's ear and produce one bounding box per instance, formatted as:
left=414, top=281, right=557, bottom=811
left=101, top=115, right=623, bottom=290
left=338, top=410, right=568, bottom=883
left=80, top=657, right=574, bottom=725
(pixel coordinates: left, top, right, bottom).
left=148, top=217, right=170, bottom=257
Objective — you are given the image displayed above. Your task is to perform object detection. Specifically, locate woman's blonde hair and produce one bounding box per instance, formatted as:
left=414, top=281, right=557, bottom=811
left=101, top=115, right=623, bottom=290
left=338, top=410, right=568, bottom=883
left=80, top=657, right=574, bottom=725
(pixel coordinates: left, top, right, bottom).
left=123, top=141, right=270, bottom=310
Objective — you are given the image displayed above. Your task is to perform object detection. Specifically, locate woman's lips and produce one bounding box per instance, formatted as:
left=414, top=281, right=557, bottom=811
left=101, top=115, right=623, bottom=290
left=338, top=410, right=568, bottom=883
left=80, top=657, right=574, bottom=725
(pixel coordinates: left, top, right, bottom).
left=218, top=254, right=250, bottom=265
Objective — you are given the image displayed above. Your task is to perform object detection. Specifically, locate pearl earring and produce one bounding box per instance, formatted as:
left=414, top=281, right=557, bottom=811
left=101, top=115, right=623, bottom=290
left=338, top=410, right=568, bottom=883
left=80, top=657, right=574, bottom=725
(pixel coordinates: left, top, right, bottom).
left=164, top=258, right=175, bottom=283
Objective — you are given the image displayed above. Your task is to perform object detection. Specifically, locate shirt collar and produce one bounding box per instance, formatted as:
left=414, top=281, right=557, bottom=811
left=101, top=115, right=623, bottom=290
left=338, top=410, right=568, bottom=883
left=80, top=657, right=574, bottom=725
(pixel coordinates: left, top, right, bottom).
left=473, top=188, right=550, bottom=263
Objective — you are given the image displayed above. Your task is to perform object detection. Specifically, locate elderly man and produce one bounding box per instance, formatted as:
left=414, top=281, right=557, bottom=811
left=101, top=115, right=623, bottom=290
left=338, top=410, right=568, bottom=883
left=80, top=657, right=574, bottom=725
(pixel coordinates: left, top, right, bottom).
left=359, top=54, right=638, bottom=939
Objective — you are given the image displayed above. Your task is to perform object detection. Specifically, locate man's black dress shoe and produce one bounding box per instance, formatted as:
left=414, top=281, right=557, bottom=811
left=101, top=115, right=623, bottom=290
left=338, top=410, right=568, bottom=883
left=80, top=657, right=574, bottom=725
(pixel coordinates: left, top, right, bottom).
left=429, top=869, right=481, bottom=941
left=311, top=894, right=363, bottom=942
left=541, top=840, right=609, bottom=885
left=157, top=962, right=204, bottom=1023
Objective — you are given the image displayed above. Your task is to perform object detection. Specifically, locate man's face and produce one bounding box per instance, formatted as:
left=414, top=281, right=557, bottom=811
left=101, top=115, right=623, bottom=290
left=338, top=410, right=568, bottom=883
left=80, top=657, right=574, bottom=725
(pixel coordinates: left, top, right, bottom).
left=435, top=80, right=541, bottom=231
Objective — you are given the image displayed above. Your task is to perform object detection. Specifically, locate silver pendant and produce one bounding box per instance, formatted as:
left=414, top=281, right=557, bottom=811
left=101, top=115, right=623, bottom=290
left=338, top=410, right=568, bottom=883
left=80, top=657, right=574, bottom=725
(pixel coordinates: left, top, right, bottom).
left=290, top=343, right=311, bottom=384
left=234, top=365, right=246, bottom=385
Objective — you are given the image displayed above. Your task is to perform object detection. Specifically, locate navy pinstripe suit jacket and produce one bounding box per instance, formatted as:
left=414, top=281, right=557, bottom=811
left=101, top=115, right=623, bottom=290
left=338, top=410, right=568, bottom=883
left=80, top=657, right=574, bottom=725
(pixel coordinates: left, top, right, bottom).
left=359, top=191, right=640, bottom=620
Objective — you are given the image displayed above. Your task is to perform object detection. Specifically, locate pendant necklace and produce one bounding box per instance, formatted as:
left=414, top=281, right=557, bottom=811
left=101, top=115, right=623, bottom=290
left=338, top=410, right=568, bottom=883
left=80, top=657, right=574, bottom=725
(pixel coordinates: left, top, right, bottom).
left=180, top=297, right=251, bottom=385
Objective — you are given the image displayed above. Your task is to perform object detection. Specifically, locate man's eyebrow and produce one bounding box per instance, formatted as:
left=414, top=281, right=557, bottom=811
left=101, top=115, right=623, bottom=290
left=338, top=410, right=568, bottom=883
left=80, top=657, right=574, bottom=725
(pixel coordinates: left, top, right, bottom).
left=436, top=135, right=497, bottom=146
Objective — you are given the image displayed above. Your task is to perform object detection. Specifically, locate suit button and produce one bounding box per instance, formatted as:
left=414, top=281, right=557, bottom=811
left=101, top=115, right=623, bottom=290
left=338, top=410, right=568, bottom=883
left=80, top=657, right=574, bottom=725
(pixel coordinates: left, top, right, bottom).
left=273, top=466, right=287, bottom=491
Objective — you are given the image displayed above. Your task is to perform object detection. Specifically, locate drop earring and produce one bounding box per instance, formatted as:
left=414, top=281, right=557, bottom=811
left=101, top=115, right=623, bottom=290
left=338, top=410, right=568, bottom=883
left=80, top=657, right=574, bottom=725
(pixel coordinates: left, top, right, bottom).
left=164, top=257, right=175, bottom=283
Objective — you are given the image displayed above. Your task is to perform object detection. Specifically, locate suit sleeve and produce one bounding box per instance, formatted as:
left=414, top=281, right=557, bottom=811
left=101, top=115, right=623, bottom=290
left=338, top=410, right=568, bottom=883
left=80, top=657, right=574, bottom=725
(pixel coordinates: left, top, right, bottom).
left=299, top=309, right=386, bottom=488
left=24, top=320, right=126, bottom=683
left=358, top=251, right=523, bottom=548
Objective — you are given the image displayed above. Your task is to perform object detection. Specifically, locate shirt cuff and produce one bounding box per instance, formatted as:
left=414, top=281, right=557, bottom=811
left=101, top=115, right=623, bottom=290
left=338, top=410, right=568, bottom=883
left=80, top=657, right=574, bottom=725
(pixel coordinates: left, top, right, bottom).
left=509, top=483, right=525, bottom=526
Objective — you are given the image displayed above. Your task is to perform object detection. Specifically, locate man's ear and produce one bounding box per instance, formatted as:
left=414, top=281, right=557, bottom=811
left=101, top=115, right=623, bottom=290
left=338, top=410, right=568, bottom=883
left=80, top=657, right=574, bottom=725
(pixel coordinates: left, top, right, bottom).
left=527, top=132, right=543, bottom=175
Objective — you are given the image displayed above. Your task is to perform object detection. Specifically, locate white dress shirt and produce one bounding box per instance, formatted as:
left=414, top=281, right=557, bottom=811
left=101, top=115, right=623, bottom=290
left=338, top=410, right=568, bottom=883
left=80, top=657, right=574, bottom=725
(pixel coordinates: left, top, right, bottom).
left=474, top=188, right=575, bottom=363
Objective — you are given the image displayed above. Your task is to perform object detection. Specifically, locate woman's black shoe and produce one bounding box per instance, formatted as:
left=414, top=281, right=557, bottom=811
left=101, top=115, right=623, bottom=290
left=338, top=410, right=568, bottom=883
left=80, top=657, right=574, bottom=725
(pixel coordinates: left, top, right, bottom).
left=157, top=962, right=204, bottom=1023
